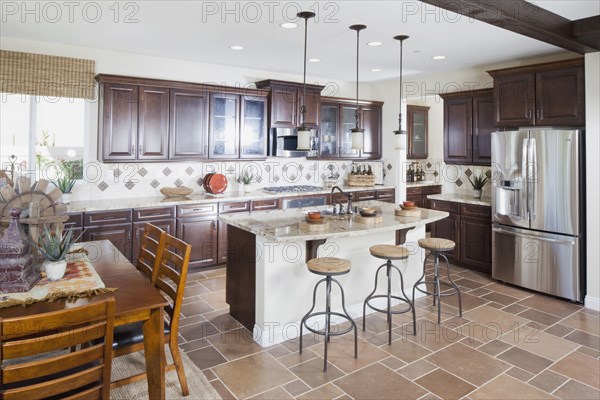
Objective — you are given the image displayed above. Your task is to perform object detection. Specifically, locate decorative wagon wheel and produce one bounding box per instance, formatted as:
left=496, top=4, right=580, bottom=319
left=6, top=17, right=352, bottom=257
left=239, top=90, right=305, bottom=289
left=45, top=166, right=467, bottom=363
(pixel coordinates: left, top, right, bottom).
left=0, top=176, right=68, bottom=243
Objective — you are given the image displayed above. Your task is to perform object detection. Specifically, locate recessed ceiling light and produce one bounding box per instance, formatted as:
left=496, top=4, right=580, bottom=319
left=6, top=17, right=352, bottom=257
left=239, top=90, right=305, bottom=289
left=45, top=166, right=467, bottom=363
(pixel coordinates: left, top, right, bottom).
left=370, top=68, right=382, bottom=72
left=367, top=41, right=383, bottom=47
left=280, top=22, right=298, bottom=29
left=308, top=58, right=320, bottom=63
left=230, top=45, right=245, bottom=50
left=432, top=55, right=446, bottom=60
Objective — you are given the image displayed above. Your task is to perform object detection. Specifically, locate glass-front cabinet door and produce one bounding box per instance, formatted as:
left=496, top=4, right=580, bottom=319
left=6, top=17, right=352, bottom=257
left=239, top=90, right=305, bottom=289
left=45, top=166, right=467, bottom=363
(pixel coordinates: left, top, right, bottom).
left=240, top=96, right=267, bottom=159
left=209, top=93, right=239, bottom=159
left=407, top=105, right=429, bottom=159
left=319, top=103, right=339, bottom=158
left=339, top=105, right=359, bottom=158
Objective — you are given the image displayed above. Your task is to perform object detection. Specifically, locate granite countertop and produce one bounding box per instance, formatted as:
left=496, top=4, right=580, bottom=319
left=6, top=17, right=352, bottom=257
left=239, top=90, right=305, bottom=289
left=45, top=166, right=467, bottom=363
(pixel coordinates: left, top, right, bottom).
left=406, top=181, right=442, bottom=187
left=427, top=193, right=491, bottom=207
left=218, top=201, right=448, bottom=242
left=66, top=185, right=395, bottom=213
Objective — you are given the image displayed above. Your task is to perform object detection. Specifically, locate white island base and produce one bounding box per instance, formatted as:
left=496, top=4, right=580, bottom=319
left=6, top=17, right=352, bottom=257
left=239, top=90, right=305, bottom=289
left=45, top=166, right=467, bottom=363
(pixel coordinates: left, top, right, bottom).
left=252, top=226, right=428, bottom=346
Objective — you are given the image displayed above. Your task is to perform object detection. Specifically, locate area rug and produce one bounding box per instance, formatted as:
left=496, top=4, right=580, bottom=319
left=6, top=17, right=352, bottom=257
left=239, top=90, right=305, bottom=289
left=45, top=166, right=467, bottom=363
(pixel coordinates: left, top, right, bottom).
left=110, top=350, right=222, bottom=400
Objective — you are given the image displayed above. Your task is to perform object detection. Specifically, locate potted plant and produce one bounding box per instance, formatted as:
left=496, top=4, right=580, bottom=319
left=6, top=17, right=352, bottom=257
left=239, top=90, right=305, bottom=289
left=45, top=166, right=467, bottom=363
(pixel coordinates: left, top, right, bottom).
left=466, top=172, right=488, bottom=199
left=50, top=159, right=77, bottom=204
left=237, top=170, right=256, bottom=193
left=30, top=225, right=81, bottom=280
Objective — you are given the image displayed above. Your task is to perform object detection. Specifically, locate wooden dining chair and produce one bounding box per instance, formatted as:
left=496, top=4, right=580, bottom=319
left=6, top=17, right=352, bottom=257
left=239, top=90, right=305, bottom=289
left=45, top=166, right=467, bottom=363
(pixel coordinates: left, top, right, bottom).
left=1, top=298, right=116, bottom=400
left=111, top=233, right=192, bottom=396
left=137, top=223, right=167, bottom=284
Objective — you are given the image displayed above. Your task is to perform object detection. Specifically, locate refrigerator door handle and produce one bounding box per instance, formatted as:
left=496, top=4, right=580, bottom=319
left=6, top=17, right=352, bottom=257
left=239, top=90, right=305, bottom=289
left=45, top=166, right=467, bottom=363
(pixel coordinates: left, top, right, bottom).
left=528, top=138, right=536, bottom=222
left=522, top=138, right=530, bottom=219
left=492, top=226, right=576, bottom=245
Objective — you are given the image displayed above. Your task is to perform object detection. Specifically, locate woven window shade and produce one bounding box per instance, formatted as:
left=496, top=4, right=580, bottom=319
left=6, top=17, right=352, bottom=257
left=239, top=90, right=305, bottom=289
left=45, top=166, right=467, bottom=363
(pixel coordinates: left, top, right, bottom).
left=0, top=50, right=96, bottom=99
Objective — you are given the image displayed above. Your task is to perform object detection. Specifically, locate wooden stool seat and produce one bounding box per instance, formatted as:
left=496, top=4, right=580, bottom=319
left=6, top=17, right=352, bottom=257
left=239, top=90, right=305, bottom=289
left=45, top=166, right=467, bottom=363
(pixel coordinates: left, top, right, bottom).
left=307, top=257, right=351, bottom=275
left=369, top=244, right=409, bottom=260
left=418, top=238, right=456, bottom=251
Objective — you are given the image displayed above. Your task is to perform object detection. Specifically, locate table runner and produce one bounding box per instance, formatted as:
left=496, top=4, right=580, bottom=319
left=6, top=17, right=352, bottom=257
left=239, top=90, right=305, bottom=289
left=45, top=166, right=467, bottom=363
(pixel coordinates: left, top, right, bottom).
left=0, top=252, right=117, bottom=309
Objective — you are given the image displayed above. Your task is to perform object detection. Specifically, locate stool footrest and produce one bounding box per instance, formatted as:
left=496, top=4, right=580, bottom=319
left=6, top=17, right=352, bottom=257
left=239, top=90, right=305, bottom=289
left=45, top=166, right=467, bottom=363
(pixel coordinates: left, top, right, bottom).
left=365, top=295, right=413, bottom=315
left=302, top=312, right=355, bottom=337
left=414, top=280, right=459, bottom=298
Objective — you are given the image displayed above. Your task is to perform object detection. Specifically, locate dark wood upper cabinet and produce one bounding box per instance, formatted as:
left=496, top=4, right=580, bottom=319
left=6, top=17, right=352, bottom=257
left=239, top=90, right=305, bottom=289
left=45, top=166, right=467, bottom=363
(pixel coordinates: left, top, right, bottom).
left=169, top=89, right=209, bottom=159
left=440, top=89, right=493, bottom=166
left=100, top=83, right=138, bottom=161
left=138, top=86, right=169, bottom=160
left=488, top=58, right=585, bottom=127
left=255, top=80, right=324, bottom=129
left=407, top=105, right=429, bottom=159
left=97, top=74, right=269, bottom=162
left=318, top=97, right=383, bottom=160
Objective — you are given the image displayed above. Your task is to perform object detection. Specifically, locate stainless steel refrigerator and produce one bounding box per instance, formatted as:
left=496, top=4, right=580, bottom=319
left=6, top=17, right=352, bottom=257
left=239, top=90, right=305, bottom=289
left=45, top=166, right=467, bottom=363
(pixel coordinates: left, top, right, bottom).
left=491, top=129, right=585, bottom=302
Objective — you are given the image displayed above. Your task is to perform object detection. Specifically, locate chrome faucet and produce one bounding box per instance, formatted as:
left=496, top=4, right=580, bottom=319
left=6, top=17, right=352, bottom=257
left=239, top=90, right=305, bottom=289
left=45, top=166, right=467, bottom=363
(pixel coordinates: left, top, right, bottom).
left=330, top=186, right=353, bottom=215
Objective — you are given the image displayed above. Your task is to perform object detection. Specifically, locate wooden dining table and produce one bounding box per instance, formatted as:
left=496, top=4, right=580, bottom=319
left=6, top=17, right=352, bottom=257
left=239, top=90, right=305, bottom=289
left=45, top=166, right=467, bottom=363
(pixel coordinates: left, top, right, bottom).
left=0, top=240, right=169, bottom=399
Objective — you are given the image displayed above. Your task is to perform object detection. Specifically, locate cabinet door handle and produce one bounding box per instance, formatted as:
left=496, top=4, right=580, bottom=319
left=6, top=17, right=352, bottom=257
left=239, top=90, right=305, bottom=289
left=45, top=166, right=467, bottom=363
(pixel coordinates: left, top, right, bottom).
left=536, top=109, right=540, bottom=119
left=139, top=145, right=142, bottom=156
left=528, top=110, right=533, bottom=119
left=204, top=145, right=208, bottom=154
left=131, top=144, right=135, bottom=155
left=128, top=230, right=131, bottom=240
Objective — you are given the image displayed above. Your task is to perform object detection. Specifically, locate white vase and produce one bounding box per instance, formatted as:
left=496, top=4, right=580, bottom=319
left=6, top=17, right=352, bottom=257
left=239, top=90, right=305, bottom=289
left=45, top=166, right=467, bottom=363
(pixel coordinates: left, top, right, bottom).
left=473, top=189, right=482, bottom=199
left=43, top=259, right=67, bottom=281
left=61, top=193, right=72, bottom=204
left=243, top=183, right=256, bottom=193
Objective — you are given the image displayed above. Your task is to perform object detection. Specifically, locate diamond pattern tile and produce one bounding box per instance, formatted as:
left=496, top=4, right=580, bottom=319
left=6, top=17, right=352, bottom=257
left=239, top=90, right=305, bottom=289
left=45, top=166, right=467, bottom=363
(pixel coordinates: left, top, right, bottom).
left=162, top=167, right=172, bottom=176
left=113, top=168, right=122, bottom=178
left=289, top=174, right=297, bottom=181
left=97, top=181, right=108, bottom=191
left=174, top=178, right=183, bottom=187
left=264, top=165, right=271, bottom=173
left=273, top=175, right=280, bottom=183
left=305, top=173, right=312, bottom=181
left=298, top=165, right=304, bottom=171
left=125, top=181, right=135, bottom=190
left=226, top=165, right=236, bottom=173
left=455, top=178, right=463, bottom=187
left=150, top=179, right=160, bottom=189
left=427, top=162, right=432, bottom=168
left=387, top=163, right=393, bottom=170
left=282, top=165, right=288, bottom=173
left=341, top=164, right=347, bottom=170
left=465, top=168, right=473, bottom=177
left=433, top=171, right=439, bottom=177
left=256, top=175, right=263, bottom=183
left=485, top=169, right=492, bottom=179
left=186, top=167, right=195, bottom=176
left=138, top=167, right=148, bottom=177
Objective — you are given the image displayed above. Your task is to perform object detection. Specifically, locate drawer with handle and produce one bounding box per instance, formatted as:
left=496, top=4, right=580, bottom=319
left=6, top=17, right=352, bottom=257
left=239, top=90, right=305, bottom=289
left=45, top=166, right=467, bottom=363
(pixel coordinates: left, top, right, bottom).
left=176, top=203, right=218, bottom=218
left=83, top=209, right=132, bottom=226
left=219, top=201, right=250, bottom=214
left=429, top=200, right=460, bottom=214
left=133, top=206, right=176, bottom=221
left=251, top=198, right=281, bottom=211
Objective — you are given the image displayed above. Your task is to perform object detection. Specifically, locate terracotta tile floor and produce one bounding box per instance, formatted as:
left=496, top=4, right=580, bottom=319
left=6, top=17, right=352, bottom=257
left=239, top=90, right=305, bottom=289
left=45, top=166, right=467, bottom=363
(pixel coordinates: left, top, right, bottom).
left=179, top=264, right=599, bottom=399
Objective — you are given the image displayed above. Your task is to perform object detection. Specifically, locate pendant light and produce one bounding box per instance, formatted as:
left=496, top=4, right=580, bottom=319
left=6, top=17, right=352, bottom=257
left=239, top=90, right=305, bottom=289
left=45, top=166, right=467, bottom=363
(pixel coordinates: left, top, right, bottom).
left=350, top=25, right=366, bottom=154
left=296, top=11, right=316, bottom=151
left=393, top=35, right=409, bottom=149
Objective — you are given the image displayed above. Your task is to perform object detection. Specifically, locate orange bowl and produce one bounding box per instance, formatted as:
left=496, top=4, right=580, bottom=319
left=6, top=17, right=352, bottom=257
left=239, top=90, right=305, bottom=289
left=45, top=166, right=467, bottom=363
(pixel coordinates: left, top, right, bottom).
left=307, top=211, right=322, bottom=220
left=403, top=201, right=415, bottom=207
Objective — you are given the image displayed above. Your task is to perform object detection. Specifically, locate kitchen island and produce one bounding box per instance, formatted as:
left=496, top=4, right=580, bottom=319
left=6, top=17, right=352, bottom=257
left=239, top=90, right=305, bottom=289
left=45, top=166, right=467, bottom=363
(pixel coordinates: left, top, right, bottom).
left=219, top=201, right=448, bottom=346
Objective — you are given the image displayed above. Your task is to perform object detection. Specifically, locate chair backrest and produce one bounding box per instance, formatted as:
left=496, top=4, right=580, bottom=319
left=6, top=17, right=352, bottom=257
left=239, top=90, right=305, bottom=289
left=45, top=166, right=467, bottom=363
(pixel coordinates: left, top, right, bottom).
left=137, top=223, right=166, bottom=284
left=1, top=298, right=116, bottom=400
left=154, top=234, right=191, bottom=334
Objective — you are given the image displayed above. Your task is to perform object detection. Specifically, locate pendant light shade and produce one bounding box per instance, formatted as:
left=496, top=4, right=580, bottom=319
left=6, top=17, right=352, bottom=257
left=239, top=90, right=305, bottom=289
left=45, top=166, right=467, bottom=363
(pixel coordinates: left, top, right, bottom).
left=350, top=24, right=366, bottom=152
left=296, top=11, right=316, bottom=151
left=393, top=35, right=409, bottom=150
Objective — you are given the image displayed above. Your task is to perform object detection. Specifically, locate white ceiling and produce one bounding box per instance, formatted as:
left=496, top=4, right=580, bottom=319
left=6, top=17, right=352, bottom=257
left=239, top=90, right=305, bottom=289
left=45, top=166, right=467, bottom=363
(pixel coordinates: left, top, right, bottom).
left=1, top=1, right=598, bottom=82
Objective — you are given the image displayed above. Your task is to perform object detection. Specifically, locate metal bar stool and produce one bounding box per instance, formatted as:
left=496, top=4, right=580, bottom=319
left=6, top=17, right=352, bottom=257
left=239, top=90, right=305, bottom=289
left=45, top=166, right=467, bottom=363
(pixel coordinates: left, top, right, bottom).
left=363, top=245, right=416, bottom=345
left=412, top=238, right=462, bottom=323
left=300, top=257, right=357, bottom=372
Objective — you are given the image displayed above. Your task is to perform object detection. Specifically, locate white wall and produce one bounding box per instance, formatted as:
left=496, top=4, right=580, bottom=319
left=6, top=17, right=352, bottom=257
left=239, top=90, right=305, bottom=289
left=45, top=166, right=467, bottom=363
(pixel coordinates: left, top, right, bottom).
left=585, top=52, right=600, bottom=310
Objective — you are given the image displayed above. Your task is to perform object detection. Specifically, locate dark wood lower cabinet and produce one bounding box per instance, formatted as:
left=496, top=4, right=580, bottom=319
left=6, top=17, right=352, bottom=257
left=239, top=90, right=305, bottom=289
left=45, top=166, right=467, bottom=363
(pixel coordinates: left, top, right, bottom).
left=430, top=200, right=491, bottom=274
left=408, top=185, right=442, bottom=231
left=83, top=224, right=133, bottom=262
left=176, top=217, right=219, bottom=269
left=132, top=219, right=175, bottom=265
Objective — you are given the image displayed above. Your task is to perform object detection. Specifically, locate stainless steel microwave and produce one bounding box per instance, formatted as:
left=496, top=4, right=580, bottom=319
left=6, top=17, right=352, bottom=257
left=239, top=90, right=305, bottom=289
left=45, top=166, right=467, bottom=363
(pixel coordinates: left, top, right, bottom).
left=269, top=127, right=318, bottom=157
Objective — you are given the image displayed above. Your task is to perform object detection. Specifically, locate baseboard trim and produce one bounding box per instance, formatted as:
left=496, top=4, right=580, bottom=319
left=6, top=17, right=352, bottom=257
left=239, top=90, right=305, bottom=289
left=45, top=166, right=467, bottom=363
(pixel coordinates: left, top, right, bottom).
left=584, top=295, right=600, bottom=311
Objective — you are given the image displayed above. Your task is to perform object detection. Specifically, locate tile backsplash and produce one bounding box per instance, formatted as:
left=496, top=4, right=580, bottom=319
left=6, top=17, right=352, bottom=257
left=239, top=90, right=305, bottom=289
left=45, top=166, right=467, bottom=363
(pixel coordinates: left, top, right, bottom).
left=65, top=158, right=398, bottom=201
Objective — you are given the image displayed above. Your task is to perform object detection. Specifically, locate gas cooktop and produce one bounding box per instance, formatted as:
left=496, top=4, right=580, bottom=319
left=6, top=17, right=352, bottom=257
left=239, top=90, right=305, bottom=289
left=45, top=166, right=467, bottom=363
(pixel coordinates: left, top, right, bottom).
left=262, top=185, right=323, bottom=194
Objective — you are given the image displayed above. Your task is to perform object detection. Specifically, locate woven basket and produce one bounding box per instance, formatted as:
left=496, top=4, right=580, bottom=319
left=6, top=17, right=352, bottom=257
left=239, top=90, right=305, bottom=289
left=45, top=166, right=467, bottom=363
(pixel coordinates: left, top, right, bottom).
left=347, top=175, right=376, bottom=187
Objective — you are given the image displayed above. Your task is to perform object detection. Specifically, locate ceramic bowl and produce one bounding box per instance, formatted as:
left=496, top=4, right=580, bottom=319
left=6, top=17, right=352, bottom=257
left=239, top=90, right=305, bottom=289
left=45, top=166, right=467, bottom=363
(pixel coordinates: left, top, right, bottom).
left=403, top=201, right=415, bottom=207
left=307, top=211, right=322, bottom=220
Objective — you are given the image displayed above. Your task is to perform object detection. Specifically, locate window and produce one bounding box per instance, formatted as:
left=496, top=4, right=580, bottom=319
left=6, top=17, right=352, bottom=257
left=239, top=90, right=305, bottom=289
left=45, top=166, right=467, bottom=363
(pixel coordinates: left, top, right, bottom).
left=0, top=93, right=85, bottom=185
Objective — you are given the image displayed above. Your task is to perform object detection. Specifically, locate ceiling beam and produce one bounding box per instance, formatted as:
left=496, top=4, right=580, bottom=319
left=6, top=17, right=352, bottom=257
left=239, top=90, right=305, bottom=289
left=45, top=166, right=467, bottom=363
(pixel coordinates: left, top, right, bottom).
left=418, top=0, right=599, bottom=54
